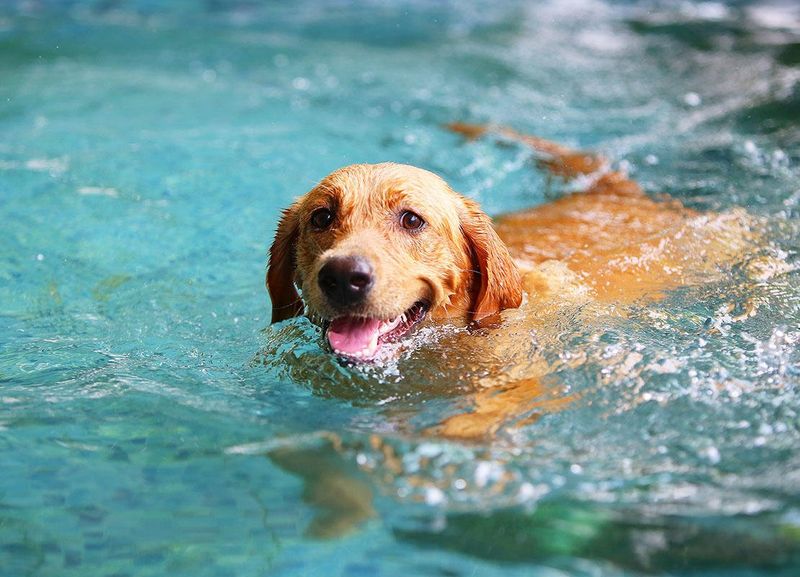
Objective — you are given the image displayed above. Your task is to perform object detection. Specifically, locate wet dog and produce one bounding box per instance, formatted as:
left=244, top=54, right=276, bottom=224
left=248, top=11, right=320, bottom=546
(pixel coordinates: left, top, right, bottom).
left=267, top=123, right=753, bottom=364
left=264, top=123, right=757, bottom=537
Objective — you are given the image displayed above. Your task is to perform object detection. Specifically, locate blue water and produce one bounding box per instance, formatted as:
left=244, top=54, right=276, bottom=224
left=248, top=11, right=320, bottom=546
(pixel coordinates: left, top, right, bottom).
left=2, top=1, right=800, bottom=575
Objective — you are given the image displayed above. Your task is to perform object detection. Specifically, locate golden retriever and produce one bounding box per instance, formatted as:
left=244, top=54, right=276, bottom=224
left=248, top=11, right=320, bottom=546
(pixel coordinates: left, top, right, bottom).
left=264, top=123, right=759, bottom=537
left=267, top=123, right=753, bottom=364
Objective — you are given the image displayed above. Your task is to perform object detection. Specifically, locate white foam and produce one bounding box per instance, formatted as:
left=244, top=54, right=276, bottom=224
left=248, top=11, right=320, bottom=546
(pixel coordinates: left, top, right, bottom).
left=78, top=186, right=119, bottom=198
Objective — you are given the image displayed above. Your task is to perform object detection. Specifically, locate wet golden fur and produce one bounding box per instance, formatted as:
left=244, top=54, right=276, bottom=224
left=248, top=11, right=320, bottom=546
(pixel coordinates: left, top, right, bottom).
left=268, top=124, right=756, bottom=442
left=268, top=123, right=752, bottom=341
left=265, top=124, right=758, bottom=537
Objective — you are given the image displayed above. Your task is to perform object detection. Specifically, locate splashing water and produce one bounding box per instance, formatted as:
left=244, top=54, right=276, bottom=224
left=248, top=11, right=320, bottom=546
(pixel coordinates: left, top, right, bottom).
left=2, top=1, right=800, bottom=575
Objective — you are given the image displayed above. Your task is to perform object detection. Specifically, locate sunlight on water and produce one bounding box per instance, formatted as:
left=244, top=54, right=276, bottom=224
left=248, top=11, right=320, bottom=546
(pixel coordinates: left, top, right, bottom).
left=1, top=0, right=800, bottom=575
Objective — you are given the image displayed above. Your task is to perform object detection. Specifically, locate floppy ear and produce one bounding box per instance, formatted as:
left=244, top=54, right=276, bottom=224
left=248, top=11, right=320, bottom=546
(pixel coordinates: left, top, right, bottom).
left=460, top=198, right=523, bottom=321
left=267, top=203, right=304, bottom=323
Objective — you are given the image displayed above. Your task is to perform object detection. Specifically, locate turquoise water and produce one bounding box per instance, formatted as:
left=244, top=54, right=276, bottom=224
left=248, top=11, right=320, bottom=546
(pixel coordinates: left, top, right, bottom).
left=2, top=1, right=800, bottom=575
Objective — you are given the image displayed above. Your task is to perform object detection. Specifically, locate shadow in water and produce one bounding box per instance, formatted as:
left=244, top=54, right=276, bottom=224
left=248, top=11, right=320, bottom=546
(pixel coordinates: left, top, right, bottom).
left=396, top=504, right=800, bottom=574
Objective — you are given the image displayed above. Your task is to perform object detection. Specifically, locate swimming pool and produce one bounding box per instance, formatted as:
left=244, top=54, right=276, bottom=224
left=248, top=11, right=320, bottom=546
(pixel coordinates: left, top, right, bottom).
left=1, top=0, right=799, bottom=575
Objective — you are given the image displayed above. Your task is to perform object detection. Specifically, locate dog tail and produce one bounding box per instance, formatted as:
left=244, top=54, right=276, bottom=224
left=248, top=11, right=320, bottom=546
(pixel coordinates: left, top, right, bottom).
left=446, top=121, right=604, bottom=178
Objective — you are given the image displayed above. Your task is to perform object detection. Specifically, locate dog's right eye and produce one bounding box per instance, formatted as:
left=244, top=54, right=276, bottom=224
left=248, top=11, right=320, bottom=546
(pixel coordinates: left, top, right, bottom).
left=310, top=208, right=334, bottom=230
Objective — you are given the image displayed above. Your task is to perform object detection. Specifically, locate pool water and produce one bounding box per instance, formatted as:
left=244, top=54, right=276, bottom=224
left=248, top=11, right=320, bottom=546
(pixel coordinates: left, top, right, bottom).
left=2, top=0, right=800, bottom=575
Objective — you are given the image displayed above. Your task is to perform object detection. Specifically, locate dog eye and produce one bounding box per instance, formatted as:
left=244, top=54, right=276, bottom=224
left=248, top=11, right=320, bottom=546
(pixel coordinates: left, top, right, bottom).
left=399, top=210, right=425, bottom=231
left=310, top=208, right=334, bottom=230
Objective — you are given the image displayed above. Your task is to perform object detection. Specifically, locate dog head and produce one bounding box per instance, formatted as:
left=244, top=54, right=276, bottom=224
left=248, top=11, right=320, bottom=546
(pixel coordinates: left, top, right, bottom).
left=267, top=163, right=522, bottom=360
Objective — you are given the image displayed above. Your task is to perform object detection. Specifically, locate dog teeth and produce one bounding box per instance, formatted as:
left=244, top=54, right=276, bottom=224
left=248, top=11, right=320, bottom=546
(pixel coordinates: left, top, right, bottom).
left=333, top=347, right=372, bottom=359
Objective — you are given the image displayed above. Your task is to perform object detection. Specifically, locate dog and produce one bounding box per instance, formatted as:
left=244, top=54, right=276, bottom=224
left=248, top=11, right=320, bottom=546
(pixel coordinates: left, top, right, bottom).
left=264, top=123, right=758, bottom=537
left=266, top=155, right=522, bottom=361
left=267, top=123, right=753, bottom=364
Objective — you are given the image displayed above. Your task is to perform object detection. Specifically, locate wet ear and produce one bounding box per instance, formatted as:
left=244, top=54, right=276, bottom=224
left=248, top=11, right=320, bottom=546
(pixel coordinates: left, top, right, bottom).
left=460, top=197, right=523, bottom=321
left=267, top=203, right=304, bottom=323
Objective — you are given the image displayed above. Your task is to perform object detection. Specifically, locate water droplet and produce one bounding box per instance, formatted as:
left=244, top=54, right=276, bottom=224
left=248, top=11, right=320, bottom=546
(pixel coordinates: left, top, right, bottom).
left=683, top=92, right=702, bottom=106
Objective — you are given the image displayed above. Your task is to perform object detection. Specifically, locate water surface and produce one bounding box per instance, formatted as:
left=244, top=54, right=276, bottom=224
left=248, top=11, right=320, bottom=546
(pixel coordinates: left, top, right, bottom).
left=2, top=1, right=800, bottom=575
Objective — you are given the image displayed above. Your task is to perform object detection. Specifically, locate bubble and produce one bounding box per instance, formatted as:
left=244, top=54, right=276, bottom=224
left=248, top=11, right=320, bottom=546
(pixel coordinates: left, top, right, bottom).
left=424, top=486, right=446, bottom=506
left=292, top=77, right=310, bottom=90
left=683, top=92, right=702, bottom=107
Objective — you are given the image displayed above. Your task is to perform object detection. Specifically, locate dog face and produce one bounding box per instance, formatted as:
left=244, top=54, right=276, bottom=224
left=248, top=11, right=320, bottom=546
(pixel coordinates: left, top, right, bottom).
left=267, top=163, right=522, bottom=360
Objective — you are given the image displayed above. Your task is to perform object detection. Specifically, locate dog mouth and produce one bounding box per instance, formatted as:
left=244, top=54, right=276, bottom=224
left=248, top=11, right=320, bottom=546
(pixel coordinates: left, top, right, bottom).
left=325, top=301, right=429, bottom=360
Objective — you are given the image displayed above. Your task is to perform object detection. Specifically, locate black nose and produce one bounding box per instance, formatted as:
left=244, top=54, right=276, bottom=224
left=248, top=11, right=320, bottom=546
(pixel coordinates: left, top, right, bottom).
left=318, top=256, right=374, bottom=307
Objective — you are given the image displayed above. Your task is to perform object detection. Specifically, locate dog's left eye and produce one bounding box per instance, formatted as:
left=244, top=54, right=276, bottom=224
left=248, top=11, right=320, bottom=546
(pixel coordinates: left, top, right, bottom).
left=400, top=210, right=425, bottom=231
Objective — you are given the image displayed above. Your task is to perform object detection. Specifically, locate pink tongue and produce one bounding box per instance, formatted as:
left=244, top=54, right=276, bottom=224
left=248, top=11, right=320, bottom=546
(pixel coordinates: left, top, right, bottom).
left=327, top=317, right=382, bottom=357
